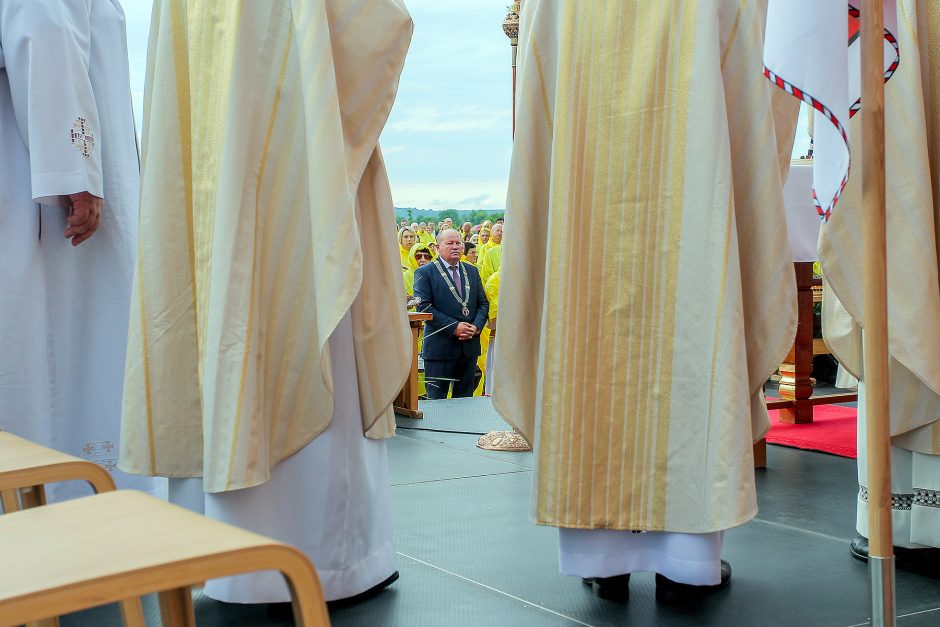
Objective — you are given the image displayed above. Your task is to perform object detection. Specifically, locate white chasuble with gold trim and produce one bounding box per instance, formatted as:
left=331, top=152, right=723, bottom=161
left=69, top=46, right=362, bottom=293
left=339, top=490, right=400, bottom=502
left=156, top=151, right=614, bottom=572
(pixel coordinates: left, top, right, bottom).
left=492, top=0, right=797, bottom=533
left=120, top=0, right=413, bottom=492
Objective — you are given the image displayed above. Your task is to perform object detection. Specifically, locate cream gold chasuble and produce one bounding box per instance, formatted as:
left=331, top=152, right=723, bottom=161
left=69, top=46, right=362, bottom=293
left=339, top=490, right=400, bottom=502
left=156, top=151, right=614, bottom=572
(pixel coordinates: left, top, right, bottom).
left=492, top=0, right=797, bottom=533
left=120, top=0, right=413, bottom=492
left=821, top=0, right=940, bottom=456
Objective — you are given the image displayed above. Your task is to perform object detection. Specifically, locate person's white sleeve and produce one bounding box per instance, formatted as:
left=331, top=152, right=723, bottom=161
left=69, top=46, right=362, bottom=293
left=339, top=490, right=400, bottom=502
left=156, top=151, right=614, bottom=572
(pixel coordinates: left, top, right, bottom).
left=0, top=0, right=102, bottom=203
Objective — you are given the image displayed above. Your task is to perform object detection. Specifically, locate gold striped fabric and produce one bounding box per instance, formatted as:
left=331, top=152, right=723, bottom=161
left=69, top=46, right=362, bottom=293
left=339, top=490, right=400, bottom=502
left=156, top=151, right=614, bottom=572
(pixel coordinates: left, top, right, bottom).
left=820, top=0, right=940, bottom=455
left=492, top=0, right=796, bottom=532
left=120, top=0, right=413, bottom=492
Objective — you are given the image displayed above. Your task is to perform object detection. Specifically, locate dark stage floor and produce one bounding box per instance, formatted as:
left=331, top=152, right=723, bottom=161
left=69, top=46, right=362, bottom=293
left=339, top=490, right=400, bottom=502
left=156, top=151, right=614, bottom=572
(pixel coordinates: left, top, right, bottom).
left=60, top=396, right=940, bottom=626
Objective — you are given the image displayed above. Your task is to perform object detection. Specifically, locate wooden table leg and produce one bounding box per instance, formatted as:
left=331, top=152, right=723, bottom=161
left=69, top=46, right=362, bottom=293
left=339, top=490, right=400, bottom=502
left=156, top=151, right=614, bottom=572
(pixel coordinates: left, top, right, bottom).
left=753, top=439, right=767, bottom=469
left=119, top=598, right=146, bottom=627
left=158, top=587, right=195, bottom=627
left=779, top=262, right=815, bottom=424
left=20, top=485, right=47, bottom=508
left=1, top=489, right=20, bottom=514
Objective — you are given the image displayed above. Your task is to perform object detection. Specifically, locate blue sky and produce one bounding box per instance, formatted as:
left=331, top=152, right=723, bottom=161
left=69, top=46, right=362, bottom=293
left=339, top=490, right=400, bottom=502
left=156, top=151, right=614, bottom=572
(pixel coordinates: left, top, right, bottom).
left=122, top=1, right=809, bottom=211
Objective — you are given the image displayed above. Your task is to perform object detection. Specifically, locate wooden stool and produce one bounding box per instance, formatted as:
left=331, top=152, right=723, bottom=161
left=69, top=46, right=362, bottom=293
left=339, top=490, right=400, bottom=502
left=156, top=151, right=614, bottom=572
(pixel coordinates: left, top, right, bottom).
left=0, top=431, right=116, bottom=513
left=0, top=490, right=330, bottom=626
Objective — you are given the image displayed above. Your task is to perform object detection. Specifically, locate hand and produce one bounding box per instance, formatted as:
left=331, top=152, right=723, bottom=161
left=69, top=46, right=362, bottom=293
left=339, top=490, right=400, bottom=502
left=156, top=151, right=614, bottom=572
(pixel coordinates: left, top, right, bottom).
left=455, top=321, right=475, bottom=341
left=65, top=192, right=103, bottom=246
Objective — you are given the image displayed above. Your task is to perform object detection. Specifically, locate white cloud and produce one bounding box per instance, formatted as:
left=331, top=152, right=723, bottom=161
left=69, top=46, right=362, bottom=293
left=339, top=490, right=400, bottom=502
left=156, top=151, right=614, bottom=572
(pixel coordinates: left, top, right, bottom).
left=389, top=105, right=511, bottom=133
left=391, top=181, right=507, bottom=211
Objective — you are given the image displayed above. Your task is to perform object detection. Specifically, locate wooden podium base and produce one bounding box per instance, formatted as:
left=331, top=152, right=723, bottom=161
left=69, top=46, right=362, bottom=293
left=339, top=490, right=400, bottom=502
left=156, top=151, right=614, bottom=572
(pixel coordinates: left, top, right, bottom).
left=754, top=263, right=858, bottom=467
left=393, top=313, right=432, bottom=419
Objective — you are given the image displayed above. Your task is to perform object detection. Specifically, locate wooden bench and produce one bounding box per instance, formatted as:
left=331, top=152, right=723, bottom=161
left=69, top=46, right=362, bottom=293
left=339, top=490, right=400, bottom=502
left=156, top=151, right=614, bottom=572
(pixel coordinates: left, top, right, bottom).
left=0, top=490, right=329, bottom=626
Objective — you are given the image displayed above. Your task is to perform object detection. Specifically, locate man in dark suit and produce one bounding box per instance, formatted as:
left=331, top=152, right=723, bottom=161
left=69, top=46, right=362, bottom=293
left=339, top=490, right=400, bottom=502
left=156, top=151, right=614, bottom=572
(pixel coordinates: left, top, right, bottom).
left=413, top=229, right=489, bottom=399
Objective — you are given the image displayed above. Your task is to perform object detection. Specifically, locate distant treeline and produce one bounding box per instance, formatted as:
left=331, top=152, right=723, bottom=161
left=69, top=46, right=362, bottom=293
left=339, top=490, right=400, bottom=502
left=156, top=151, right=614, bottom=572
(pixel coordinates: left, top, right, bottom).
left=395, top=208, right=505, bottom=225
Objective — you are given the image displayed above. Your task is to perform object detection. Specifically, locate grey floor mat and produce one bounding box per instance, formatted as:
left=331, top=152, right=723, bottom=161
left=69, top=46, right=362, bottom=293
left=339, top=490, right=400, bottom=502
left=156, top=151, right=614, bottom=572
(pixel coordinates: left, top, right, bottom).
left=58, top=397, right=940, bottom=627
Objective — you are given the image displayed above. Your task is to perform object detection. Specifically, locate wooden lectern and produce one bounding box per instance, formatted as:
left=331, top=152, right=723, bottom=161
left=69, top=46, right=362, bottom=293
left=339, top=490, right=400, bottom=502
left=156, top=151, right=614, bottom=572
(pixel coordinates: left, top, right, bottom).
left=394, top=312, right=432, bottom=419
left=754, top=262, right=858, bottom=468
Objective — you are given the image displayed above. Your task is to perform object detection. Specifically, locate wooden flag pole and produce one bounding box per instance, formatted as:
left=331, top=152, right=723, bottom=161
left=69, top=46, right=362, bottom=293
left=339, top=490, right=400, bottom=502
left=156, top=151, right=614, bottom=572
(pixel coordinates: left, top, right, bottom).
left=861, top=1, right=896, bottom=625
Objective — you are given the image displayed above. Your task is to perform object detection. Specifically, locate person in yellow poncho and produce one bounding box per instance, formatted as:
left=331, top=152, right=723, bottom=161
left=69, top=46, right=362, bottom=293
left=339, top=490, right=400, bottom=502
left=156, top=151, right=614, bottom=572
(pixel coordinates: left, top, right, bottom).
left=460, top=221, right=474, bottom=242
left=463, top=242, right=479, bottom=265
left=403, top=242, right=434, bottom=299
left=477, top=270, right=500, bottom=396
left=398, top=227, right=416, bottom=270
left=416, top=222, right=434, bottom=245
left=477, top=227, right=492, bottom=255
left=402, top=241, right=434, bottom=398
left=479, top=233, right=503, bottom=286
left=475, top=229, right=489, bottom=266
left=478, top=222, right=502, bottom=268
left=466, top=242, right=488, bottom=394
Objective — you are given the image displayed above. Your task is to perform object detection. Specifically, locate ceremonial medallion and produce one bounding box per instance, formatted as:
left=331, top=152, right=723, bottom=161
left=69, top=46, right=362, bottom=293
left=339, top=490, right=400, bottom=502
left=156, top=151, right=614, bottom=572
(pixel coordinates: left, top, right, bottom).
left=433, top=259, right=471, bottom=318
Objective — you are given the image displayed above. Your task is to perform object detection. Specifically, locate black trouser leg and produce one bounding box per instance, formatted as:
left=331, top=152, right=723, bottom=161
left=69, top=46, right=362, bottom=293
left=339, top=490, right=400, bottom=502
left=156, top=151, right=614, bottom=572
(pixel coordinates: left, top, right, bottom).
left=450, top=356, right=478, bottom=398
left=423, top=359, right=453, bottom=400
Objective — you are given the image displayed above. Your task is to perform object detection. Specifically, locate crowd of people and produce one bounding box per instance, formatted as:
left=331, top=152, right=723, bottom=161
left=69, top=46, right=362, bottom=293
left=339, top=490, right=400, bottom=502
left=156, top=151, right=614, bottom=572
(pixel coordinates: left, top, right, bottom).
left=396, top=218, right=504, bottom=398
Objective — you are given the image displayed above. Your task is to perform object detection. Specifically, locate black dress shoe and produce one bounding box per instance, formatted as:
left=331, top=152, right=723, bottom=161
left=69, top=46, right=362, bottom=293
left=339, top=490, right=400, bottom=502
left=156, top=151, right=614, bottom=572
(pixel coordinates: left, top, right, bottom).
left=850, top=534, right=940, bottom=576
left=327, top=571, right=400, bottom=609
left=581, top=573, right=631, bottom=601
left=655, top=560, right=731, bottom=603
left=849, top=534, right=869, bottom=562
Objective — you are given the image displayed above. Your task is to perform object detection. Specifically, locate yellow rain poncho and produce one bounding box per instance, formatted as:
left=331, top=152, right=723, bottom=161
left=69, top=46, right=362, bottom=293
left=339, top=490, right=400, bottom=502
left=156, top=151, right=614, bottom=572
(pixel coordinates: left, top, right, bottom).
left=474, top=270, right=500, bottom=396
left=479, top=244, right=502, bottom=286
left=485, top=271, right=500, bottom=322
left=398, top=227, right=416, bottom=270
left=477, top=229, right=492, bottom=256
left=416, top=228, right=435, bottom=245
left=403, top=242, right=433, bottom=298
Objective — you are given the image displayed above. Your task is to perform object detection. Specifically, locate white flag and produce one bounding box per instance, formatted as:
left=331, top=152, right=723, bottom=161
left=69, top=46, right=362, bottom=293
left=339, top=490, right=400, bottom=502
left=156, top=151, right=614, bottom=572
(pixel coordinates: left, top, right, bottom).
left=763, top=1, right=899, bottom=220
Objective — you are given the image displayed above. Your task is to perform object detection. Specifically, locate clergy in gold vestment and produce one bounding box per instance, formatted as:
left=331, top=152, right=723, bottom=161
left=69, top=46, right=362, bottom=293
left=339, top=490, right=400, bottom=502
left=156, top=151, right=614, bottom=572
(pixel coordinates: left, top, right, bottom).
left=492, top=0, right=797, bottom=596
left=820, top=0, right=940, bottom=555
left=119, top=0, right=413, bottom=603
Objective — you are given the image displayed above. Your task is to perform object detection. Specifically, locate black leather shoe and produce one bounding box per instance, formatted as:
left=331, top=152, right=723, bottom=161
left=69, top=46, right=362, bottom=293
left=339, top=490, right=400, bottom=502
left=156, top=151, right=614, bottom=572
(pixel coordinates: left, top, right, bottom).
left=655, top=560, right=731, bottom=603
left=327, top=571, right=400, bottom=608
left=581, top=573, right=630, bottom=601
left=849, top=534, right=869, bottom=562
left=850, top=534, right=940, bottom=576
left=851, top=533, right=928, bottom=563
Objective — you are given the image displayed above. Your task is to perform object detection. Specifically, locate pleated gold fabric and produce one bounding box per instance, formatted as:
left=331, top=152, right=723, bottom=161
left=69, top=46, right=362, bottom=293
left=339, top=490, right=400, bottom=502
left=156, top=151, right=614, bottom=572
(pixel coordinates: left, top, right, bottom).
left=120, top=0, right=413, bottom=492
left=492, top=0, right=797, bottom=532
left=820, top=0, right=940, bottom=455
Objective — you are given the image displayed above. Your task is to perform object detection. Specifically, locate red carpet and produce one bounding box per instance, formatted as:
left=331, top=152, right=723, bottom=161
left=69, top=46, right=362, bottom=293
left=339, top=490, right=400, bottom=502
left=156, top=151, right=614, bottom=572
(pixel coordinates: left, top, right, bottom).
left=765, top=403, right=858, bottom=459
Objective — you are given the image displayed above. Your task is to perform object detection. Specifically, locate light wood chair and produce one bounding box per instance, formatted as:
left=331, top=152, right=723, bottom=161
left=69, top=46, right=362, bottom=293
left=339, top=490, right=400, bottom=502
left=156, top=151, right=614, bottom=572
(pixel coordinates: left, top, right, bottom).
left=0, top=432, right=144, bottom=626
left=0, top=431, right=116, bottom=513
left=0, top=490, right=330, bottom=627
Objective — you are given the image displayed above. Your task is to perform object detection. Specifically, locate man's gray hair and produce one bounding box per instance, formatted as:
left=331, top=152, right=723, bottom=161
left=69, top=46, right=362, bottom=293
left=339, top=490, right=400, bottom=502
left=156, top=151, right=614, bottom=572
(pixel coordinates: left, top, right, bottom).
left=436, top=228, right=462, bottom=244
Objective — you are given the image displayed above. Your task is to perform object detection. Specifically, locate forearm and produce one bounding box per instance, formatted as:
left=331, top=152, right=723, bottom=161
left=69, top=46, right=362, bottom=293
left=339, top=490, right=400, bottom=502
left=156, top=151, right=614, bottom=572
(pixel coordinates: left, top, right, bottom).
left=1, top=0, right=103, bottom=201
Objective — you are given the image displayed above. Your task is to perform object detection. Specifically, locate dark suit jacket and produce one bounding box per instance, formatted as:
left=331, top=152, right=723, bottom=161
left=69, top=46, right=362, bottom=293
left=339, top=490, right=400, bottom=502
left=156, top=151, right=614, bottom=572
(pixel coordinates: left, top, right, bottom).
left=413, top=258, right=489, bottom=360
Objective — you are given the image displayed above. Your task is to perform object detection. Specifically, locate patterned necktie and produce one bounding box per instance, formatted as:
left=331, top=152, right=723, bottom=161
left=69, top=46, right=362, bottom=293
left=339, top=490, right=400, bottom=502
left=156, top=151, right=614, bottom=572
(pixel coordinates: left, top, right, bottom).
left=451, top=265, right=463, bottom=298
